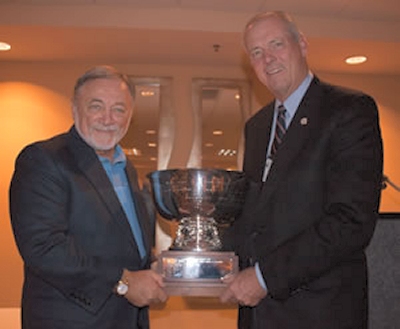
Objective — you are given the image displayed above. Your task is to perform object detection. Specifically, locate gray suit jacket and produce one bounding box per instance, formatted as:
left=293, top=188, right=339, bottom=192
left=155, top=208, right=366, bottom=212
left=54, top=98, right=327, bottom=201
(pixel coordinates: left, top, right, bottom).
left=10, top=126, right=153, bottom=329
left=228, top=77, right=383, bottom=328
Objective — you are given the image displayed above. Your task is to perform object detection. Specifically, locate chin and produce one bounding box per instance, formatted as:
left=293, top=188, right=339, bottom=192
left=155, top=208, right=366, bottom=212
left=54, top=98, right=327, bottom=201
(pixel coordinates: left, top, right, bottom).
left=89, top=138, right=119, bottom=152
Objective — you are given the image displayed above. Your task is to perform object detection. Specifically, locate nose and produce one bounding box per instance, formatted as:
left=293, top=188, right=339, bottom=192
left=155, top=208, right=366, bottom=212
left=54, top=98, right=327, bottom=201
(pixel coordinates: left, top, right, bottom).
left=100, top=108, right=115, bottom=125
left=262, top=51, right=276, bottom=64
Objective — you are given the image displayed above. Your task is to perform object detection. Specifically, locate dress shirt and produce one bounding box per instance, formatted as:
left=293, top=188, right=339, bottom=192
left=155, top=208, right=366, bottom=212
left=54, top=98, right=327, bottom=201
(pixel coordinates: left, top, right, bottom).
left=98, top=145, right=146, bottom=259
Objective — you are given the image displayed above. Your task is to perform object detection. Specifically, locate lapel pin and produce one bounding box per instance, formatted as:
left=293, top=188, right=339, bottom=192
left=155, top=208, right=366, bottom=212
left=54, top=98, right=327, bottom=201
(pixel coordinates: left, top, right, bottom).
left=300, top=117, right=308, bottom=126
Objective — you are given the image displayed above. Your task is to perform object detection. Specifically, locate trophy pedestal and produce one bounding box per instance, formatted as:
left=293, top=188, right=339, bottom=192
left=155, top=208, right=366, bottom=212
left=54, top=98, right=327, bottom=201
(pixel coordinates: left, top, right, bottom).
left=158, top=250, right=238, bottom=297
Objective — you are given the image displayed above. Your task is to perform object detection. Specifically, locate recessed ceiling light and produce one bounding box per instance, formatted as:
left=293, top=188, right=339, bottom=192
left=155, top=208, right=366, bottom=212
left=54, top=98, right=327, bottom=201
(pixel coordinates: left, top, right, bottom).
left=213, top=130, right=223, bottom=136
left=148, top=142, right=157, bottom=148
left=0, top=42, right=11, bottom=51
left=140, top=90, right=155, bottom=97
left=146, top=129, right=156, bottom=135
left=345, top=55, right=367, bottom=65
left=205, top=143, right=214, bottom=147
left=235, top=93, right=240, bottom=100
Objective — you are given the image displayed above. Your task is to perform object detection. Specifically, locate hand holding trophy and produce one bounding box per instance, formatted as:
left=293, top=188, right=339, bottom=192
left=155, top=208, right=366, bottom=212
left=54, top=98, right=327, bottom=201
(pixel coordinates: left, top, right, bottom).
left=147, top=168, right=247, bottom=296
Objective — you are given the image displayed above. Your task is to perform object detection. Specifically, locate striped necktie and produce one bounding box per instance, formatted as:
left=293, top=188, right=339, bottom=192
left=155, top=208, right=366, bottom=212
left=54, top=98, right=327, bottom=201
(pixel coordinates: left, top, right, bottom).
left=271, top=104, right=287, bottom=156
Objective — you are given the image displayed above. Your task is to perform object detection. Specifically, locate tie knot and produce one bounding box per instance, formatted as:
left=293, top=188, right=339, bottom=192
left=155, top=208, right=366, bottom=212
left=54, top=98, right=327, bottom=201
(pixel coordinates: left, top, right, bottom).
left=278, top=104, right=286, bottom=113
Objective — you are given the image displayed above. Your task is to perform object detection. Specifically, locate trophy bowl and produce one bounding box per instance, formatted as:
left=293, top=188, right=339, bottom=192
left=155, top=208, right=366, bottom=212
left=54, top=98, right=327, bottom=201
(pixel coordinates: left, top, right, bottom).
left=146, top=168, right=247, bottom=296
left=147, top=168, right=247, bottom=250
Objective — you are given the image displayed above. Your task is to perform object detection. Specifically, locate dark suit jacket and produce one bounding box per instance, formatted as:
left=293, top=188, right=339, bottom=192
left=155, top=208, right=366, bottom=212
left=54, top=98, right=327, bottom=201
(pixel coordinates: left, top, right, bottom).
left=9, top=126, right=154, bottom=329
left=228, top=77, right=383, bottom=328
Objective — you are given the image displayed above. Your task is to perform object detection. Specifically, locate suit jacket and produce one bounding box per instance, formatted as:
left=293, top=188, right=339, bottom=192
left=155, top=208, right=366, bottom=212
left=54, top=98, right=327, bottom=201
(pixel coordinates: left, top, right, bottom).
left=9, top=126, right=154, bottom=329
left=228, top=77, right=383, bottom=328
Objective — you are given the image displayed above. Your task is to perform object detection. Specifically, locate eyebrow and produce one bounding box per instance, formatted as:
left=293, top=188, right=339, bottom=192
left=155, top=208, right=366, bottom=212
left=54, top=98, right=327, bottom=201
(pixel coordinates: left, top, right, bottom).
left=88, top=98, right=104, bottom=104
left=87, top=99, right=128, bottom=107
left=249, top=46, right=262, bottom=52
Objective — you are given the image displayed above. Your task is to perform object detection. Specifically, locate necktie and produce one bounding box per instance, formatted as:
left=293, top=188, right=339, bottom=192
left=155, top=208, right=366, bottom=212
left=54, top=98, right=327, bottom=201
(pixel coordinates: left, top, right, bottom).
left=271, top=105, right=287, bottom=157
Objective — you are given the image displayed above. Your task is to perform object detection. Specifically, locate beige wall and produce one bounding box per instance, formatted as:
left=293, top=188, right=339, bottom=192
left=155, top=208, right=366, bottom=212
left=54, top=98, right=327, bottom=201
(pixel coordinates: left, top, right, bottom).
left=1, top=61, right=399, bottom=327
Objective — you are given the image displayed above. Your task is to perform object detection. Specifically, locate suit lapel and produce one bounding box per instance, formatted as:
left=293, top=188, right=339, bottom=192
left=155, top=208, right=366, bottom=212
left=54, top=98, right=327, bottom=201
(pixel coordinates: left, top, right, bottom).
left=246, top=105, right=274, bottom=182
left=260, top=78, right=325, bottom=200
left=66, top=127, right=140, bottom=253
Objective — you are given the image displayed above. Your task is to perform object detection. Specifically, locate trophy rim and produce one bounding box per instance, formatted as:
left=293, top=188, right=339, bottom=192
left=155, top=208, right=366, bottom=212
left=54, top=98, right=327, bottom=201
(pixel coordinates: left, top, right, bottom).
left=146, top=167, right=245, bottom=178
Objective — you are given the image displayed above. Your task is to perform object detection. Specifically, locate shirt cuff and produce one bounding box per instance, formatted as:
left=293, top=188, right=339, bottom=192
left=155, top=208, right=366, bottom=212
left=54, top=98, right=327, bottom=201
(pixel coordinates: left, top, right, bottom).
left=255, top=262, right=267, bottom=291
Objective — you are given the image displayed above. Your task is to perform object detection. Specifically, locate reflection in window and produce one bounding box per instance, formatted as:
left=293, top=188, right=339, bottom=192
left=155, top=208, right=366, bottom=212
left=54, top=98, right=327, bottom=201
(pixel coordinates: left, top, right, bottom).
left=120, top=77, right=173, bottom=186
left=192, top=78, right=251, bottom=171
left=202, top=87, right=243, bottom=170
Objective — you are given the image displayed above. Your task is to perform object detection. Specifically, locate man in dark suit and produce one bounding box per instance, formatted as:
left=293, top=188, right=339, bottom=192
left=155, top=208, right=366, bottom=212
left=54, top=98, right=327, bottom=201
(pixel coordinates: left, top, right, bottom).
left=9, top=66, right=167, bottom=329
left=220, top=11, right=383, bottom=328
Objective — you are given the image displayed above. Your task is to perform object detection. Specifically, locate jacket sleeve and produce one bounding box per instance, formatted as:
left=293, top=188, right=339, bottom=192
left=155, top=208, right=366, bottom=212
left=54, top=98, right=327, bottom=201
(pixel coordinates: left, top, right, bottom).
left=9, top=144, right=123, bottom=313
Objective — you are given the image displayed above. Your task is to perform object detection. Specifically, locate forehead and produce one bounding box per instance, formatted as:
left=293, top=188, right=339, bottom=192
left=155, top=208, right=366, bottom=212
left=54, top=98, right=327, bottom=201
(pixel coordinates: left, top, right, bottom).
left=245, top=17, right=290, bottom=46
left=77, top=78, right=130, bottom=98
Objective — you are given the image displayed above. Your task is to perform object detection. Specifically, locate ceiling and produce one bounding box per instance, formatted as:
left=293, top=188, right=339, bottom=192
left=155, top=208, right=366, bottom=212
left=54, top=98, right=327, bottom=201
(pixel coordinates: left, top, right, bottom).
left=0, top=0, right=400, bottom=74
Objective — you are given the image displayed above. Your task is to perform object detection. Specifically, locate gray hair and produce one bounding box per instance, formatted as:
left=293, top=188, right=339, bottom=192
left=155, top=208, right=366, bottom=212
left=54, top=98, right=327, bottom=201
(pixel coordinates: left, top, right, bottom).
left=244, top=11, right=302, bottom=42
left=73, top=65, right=136, bottom=102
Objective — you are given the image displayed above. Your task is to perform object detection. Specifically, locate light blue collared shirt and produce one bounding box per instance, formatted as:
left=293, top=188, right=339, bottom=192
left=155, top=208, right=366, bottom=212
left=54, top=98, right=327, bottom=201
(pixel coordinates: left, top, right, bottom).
left=257, top=72, right=314, bottom=291
left=98, top=145, right=146, bottom=259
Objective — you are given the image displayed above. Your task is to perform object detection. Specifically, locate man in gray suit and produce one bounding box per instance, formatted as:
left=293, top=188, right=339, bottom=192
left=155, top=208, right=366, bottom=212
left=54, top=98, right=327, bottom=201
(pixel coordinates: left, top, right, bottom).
left=220, top=11, right=383, bottom=328
left=10, top=65, right=167, bottom=329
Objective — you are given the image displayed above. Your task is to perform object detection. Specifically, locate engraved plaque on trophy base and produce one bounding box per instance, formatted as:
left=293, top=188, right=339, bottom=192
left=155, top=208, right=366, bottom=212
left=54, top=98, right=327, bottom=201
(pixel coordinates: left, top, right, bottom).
left=158, top=250, right=238, bottom=296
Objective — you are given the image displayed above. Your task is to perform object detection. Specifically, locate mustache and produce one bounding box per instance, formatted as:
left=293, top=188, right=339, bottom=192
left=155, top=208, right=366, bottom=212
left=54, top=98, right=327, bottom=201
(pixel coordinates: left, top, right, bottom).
left=92, top=124, right=119, bottom=131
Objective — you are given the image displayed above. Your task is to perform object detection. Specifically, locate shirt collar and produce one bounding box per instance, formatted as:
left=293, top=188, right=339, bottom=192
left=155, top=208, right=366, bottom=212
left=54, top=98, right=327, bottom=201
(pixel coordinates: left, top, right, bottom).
left=98, top=145, right=126, bottom=166
left=275, top=71, right=313, bottom=122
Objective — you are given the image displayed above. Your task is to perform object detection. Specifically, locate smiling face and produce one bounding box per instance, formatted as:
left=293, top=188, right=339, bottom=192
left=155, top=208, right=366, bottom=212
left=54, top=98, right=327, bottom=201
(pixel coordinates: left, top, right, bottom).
left=73, top=77, right=134, bottom=160
left=244, top=15, right=309, bottom=101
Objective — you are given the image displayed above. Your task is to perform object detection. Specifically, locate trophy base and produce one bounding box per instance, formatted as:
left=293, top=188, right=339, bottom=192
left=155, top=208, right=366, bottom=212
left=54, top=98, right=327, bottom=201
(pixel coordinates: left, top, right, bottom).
left=157, top=250, right=238, bottom=297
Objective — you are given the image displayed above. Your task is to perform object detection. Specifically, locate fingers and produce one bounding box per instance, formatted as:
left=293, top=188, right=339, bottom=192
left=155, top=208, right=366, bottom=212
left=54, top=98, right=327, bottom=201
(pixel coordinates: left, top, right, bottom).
left=219, top=288, right=231, bottom=303
left=150, top=270, right=166, bottom=288
left=123, top=269, right=168, bottom=306
left=150, top=260, right=158, bottom=271
left=156, top=288, right=168, bottom=303
left=221, top=273, right=235, bottom=284
left=219, top=268, right=267, bottom=306
left=219, top=280, right=238, bottom=304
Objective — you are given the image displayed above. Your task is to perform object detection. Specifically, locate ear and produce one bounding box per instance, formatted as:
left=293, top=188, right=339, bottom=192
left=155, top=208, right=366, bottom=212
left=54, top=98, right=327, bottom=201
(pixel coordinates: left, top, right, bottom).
left=72, top=104, right=78, bottom=121
left=298, top=33, right=308, bottom=57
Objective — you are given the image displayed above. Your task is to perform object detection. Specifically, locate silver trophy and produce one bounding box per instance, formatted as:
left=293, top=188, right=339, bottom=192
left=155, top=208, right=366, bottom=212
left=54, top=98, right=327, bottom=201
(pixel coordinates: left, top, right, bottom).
left=147, top=168, right=247, bottom=296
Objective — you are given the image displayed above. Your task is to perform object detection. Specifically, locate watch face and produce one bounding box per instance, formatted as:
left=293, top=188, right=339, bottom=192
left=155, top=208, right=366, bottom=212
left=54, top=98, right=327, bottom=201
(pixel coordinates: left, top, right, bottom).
left=117, top=281, right=129, bottom=295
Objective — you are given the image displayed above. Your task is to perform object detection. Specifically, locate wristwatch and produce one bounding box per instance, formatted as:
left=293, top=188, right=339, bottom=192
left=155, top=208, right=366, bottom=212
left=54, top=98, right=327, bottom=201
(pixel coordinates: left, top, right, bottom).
left=114, top=279, right=129, bottom=296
